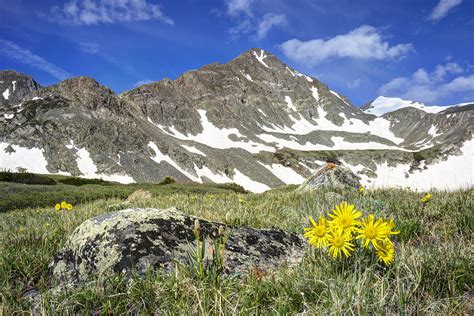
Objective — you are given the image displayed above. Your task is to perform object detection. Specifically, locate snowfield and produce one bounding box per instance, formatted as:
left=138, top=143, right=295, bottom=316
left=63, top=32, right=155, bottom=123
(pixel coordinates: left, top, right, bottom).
left=363, top=96, right=471, bottom=116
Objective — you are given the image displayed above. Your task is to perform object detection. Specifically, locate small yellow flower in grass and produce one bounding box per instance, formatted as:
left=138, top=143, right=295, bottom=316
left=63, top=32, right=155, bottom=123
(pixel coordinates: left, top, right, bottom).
left=328, top=202, right=362, bottom=233
left=304, top=216, right=330, bottom=248
left=66, top=203, right=73, bottom=211
left=54, top=203, right=61, bottom=211
left=420, top=193, right=432, bottom=204
left=356, top=214, right=390, bottom=248
left=358, top=187, right=365, bottom=194
left=61, top=201, right=68, bottom=209
left=374, top=239, right=395, bottom=265
left=327, top=228, right=355, bottom=258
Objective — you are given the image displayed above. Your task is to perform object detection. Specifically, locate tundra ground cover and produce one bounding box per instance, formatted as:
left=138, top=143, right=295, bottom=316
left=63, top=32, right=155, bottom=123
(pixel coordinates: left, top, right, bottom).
left=0, top=180, right=472, bottom=314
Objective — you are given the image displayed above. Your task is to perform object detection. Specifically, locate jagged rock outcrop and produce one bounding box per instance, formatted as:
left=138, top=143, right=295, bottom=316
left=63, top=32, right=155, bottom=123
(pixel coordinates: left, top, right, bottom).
left=49, top=207, right=305, bottom=288
left=297, top=162, right=361, bottom=192
left=0, top=70, right=40, bottom=108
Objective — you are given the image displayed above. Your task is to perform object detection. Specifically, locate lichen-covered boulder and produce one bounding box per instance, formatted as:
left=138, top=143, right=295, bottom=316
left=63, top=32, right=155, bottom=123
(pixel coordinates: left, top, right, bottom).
left=49, top=208, right=305, bottom=287
left=297, top=162, right=360, bottom=192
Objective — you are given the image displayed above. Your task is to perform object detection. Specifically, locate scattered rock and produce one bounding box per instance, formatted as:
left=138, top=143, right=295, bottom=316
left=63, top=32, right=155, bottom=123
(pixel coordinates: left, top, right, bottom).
left=126, top=189, right=153, bottom=202
left=324, top=192, right=344, bottom=202
left=49, top=207, right=305, bottom=288
left=297, top=162, right=360, bottom=192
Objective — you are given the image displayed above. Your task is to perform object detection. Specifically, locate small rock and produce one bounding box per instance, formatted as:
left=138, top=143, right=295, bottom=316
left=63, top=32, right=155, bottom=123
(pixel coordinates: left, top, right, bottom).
left=126, top=189, right=152, bottom=202
left=49, top=207, right=305, bottom=288
left=324, top=192, right=344, bottom=202
left=297, top=162, right=360, bottom=192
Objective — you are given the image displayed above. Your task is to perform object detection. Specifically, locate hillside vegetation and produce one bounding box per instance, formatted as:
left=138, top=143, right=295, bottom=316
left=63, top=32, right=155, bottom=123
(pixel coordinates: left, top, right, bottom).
left=0, top=175, right=472, bottom=314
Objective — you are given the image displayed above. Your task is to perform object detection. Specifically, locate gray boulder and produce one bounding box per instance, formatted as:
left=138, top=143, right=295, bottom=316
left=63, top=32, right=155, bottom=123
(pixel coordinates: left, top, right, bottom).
left=49, top=207, right=305, bottom=287
left=297, top=162, right=361, bottom=192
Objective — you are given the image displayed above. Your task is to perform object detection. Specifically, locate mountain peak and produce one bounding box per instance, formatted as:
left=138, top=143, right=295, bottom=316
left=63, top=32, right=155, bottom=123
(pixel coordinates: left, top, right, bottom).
left=0, top=70, right=40, bottom=106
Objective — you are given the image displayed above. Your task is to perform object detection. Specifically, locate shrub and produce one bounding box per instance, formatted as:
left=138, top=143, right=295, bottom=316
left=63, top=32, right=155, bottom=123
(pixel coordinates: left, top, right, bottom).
left=57, top=177, right=112, bottom=186
left=0, top=172, right=57, bottom=185
left=158, top=176, right=176, bottom=185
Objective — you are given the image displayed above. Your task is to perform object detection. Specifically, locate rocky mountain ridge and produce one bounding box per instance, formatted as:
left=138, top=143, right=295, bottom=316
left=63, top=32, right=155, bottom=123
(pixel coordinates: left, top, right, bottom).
left=1, top=49, right=472, bottom=192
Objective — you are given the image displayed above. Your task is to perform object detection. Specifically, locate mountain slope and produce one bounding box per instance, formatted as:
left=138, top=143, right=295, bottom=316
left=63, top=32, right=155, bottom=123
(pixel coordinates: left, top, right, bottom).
left=0, top=49, right=472, bottom=192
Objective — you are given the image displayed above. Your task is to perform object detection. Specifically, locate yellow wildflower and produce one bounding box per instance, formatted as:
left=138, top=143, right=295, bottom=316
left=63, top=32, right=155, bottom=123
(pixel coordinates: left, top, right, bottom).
left=61, top=201, right=68, bottom=209
left=356, top=214, right=390, bottom=248
left=66, top=203, right=73, bottom=211
left=54, top=203, right=61, bottom=211
left=421, top=193, right=432, bottom=204
left=304, top=216, right=330, bottom=248
left=359, top=187, right=365, bottom=194
left=327, top=228, right=355, bottom=258
left=328, top=202, right=362, bottom=233
left=375, top=239, right=395, bottom=265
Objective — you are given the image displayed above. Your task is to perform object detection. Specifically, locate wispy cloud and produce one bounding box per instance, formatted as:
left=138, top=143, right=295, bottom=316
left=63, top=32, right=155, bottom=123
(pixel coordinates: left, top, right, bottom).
left=280, top=25, right=413, bottom=66
left=50, top=0, right=174, bottom=25
left=0, top=39, right=71, bottom=80
left=256, top=13, right=286, bottom=40
left=134, top=79, right=154, bottom=87
left=347, top=78, right=361, bottom=89
left=223, top=0, right=285, bottom=40
left=225, top=0, right=255, bottom=17
left=379, top=62, right=473, bottom=104
left=427, top=0, right=462, bottom=22
left=79, top=42, right=99, bottom=54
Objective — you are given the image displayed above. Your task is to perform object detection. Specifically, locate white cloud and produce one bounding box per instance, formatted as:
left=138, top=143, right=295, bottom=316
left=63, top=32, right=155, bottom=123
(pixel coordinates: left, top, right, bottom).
left=223, top=0, right=284, bottom=40
left=51, top=0, right=173, bottom=25
left=280, top=25, right=413, bottom=66
left=0, top=39, right=71, bottom=80
left=427, top=0, right=462, bottom=22
left=347, top=78, right=361, bottom=89
left=225, top=0, right=255, bottom=17
left=379, top=62, right=474, bottom=104
left=256, top=13, right=286, bottom=40
left=134, top=79, right=154, bottom=87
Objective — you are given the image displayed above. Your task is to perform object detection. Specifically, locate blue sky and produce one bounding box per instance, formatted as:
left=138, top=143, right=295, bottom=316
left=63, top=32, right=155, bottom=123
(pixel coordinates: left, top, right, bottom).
left=0, top=0, right=473, bottom=106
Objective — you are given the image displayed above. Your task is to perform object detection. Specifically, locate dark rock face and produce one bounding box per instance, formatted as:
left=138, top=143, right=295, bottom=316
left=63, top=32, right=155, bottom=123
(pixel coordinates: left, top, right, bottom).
left=297, top=163, right=361, bottom=191
left=49, top=208, right=305, bottom=288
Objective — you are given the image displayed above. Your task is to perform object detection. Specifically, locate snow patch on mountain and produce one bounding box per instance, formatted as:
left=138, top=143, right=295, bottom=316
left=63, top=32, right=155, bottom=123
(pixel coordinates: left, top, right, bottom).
left=428, top=125, right=442, bottom=138
left=181, top=144, right=206, bottom=156
left=344, top=139, right=473, bottom=190
left=149, top=111, right=275, bottom=154
left=2, top=88, right=9, bottom=100
left=0, top=142, right=49, bottom=173
left=232, top=168, right=270, bottom=193
left=253, top=50, right=269, bottom=68
left=67, top=140, right=135, bottom=183
left=285, top=96, right=297, bottom=111
left=330, top=90, right=350, bottom=106
left=310, top=86, right=319, bottom=102
left=258, top=134, right=401, bottom=151
left=258, top=162, right=306, bottom=184
left=364, top=96, right=458, bottom=116
left=240, top=71, right=253, bottom=82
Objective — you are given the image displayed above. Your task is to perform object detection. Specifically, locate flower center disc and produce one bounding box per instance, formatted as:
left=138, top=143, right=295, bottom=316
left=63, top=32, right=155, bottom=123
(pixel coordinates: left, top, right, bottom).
left=366, top=227, right=377, bottom=239
left=333, top=236, right=344, bottom=247
left=315, top=226, right=325, bottom=237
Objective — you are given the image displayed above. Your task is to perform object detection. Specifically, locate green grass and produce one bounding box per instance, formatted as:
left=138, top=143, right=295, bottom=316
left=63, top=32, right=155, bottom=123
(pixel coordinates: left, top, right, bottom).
left=0, top=178, right=472, bottom=314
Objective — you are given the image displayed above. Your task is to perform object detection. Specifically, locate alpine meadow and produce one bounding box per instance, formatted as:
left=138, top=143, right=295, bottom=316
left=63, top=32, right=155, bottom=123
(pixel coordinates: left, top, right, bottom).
left=0, top=0, right=473, bottom=314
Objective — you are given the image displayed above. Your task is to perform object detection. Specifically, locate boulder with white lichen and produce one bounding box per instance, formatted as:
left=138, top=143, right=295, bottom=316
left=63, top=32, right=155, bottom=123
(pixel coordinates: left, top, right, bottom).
left=48, top=207, right=306, bottom=288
